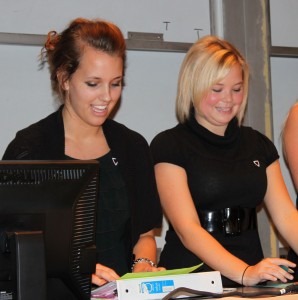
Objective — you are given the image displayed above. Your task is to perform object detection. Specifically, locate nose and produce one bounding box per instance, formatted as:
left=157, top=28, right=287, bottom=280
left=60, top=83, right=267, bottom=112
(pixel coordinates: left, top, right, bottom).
left=102, top=96, right=111, bottom=102
left=223, top=90, right=233, bottom=102
left=100, top=85, right=112, bottom=102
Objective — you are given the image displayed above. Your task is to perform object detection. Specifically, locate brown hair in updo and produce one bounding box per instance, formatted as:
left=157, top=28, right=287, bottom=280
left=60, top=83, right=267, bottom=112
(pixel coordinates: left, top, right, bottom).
left=41, top=18, right=126, bottom=102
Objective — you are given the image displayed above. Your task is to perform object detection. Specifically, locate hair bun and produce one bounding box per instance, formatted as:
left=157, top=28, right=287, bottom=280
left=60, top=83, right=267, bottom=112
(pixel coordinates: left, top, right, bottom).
left=44, top=31, right=60, bottom=51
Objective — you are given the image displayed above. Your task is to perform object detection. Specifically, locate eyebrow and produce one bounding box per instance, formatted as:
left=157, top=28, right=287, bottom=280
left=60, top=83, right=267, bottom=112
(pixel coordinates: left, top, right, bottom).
left=214, top=81, right=243, bottom=86
left=86, top=75, right=123, bottom=80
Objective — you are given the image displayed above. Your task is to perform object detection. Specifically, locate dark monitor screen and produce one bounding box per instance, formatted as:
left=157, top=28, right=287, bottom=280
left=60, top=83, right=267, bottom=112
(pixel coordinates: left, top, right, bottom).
left=0, top=160, right=99, bottom=300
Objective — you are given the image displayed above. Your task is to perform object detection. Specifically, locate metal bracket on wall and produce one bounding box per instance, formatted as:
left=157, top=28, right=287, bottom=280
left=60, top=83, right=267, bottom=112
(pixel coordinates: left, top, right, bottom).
left=0, top=31, right=192, bottom=53
left=0, top=32, right=46, bottom=46
left=270, top=46, right=298, bottom=58
left=126, top=31, right=192, bottom=52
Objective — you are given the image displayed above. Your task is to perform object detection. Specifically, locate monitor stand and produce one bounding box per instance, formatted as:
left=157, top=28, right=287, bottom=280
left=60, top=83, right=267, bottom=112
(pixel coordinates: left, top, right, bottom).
left=11, top=231, right=47, bottom=300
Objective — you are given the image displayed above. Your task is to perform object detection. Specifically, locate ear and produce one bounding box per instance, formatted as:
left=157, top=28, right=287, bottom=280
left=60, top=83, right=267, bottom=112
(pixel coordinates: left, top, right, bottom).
left=57, top=69, right=69, bottom=91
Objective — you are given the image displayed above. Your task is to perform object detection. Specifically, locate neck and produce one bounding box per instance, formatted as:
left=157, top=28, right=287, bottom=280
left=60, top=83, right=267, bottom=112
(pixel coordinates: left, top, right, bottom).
left=62, top=106, right=103, bottom=141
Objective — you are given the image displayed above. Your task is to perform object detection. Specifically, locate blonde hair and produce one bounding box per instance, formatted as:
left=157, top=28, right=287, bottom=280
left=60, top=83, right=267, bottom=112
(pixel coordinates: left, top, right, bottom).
left=176, top=35, right=249, bottom=125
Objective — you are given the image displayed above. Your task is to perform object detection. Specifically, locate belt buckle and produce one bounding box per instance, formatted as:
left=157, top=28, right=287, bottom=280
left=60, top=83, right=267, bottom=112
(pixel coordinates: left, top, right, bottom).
left=222, top=207, right=241, bottom=236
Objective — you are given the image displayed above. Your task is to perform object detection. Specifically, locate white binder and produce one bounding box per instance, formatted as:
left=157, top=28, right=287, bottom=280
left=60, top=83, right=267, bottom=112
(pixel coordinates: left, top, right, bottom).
left=116, top=271, right=223, bottom=300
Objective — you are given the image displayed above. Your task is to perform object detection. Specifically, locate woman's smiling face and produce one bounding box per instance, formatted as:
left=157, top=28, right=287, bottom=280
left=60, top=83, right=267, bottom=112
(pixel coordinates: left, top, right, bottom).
left=63, top=46, right=123, bottom=128
left=195, top=64, right=244, bottom=136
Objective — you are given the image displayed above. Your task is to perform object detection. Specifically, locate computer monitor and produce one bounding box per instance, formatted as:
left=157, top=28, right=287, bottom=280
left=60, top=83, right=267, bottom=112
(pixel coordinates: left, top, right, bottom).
left=0, top=160, right=99, bottom=300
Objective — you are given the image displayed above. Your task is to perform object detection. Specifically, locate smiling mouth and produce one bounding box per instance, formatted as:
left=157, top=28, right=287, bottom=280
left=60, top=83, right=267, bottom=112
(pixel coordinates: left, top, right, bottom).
left=92, top=105, right=107, bottom=113
left=216, top=107, right=232, bottom=112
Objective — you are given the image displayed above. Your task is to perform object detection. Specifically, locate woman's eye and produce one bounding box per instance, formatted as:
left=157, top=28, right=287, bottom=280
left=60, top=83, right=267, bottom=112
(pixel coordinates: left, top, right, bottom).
left=233, top=87, right=242, bottom=92
left=111, top=81, right=122, bottom=87
left=212, top=89, right=222, bottom=93
left=86, top=82, right=97, bottom=87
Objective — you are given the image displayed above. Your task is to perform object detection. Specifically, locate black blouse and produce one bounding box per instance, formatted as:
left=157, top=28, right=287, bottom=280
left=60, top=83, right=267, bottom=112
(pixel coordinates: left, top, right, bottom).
left=151, top=115, right=279, bottom=210
left=150, top=113, right=279, bottom=286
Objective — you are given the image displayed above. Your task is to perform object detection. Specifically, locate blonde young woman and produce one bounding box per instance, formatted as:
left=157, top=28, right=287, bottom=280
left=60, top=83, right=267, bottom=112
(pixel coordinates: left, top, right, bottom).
left=150, top=35, right=298, bottom=287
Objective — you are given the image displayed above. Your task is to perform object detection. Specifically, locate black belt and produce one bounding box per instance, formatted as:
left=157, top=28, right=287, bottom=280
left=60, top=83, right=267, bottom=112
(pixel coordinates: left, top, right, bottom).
left=198, top=207, right=257, bottom=236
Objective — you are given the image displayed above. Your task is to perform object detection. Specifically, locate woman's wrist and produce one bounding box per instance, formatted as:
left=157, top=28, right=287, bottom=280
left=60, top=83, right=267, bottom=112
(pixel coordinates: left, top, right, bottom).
left=131, top=257, right=157, bottom=272
left=241, top=265, right=250, bottom=286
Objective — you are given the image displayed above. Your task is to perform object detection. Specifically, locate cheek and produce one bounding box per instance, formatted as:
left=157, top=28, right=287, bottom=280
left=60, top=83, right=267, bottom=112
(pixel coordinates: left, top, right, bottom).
left=111, top=88, right=122, bottom=101
left=68, top=87, right=91, bottom=106
left=198, top=96, right=217, bottom=113
left=205, top=94, right=221, bottom=105
left=234, top=92, right=244, bottom=104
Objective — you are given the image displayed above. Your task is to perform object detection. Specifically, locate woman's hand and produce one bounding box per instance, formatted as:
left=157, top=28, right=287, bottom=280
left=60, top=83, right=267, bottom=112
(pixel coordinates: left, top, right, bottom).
left=92, top=263, right=120, bottom=286
left=242, top=258, right=296, bottom=286
left=132, top=261, right=166, bottom=273
left=132, top=229, right=166, bottom=273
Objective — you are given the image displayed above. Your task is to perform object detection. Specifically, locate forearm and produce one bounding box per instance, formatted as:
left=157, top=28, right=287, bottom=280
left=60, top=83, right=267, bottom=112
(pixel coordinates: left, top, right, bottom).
left=178, top=224, right=248, bottom=284
left=180, top=224, right=295, bottom=286
left=264, top=161, right=298, bottom=254
left=276, top=210, right=298, bottom=255
left=132, top=230, right=158, bottom=272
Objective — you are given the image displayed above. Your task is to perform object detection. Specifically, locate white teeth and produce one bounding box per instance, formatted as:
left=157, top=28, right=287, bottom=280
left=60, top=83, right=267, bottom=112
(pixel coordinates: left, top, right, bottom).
left=217, top=107, right=231, bottom=112
left=92, top=105, right=107, bottom=112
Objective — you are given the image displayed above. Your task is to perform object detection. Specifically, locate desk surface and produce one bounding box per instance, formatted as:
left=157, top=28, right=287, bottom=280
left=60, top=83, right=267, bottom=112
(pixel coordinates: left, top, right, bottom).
left=214, top=296, right=297, bottom=299
left=178, top=286, right=298, bottom=299
left=91, top=285, right=298, bottom=299
left=91, top=295, right=297, bottom=299
left=92, top=292, right=298, bottom=300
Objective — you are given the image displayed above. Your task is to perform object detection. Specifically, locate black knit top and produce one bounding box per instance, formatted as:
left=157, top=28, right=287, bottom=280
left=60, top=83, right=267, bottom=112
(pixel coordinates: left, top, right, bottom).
left=150, top=112, right=279, bottom=286
left=3, top=105, right=162, bottom=263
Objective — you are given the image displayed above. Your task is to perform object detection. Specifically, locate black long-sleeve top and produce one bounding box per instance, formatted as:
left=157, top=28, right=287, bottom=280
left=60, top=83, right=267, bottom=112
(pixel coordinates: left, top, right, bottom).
left=3, top=106, right=162, bottom=249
